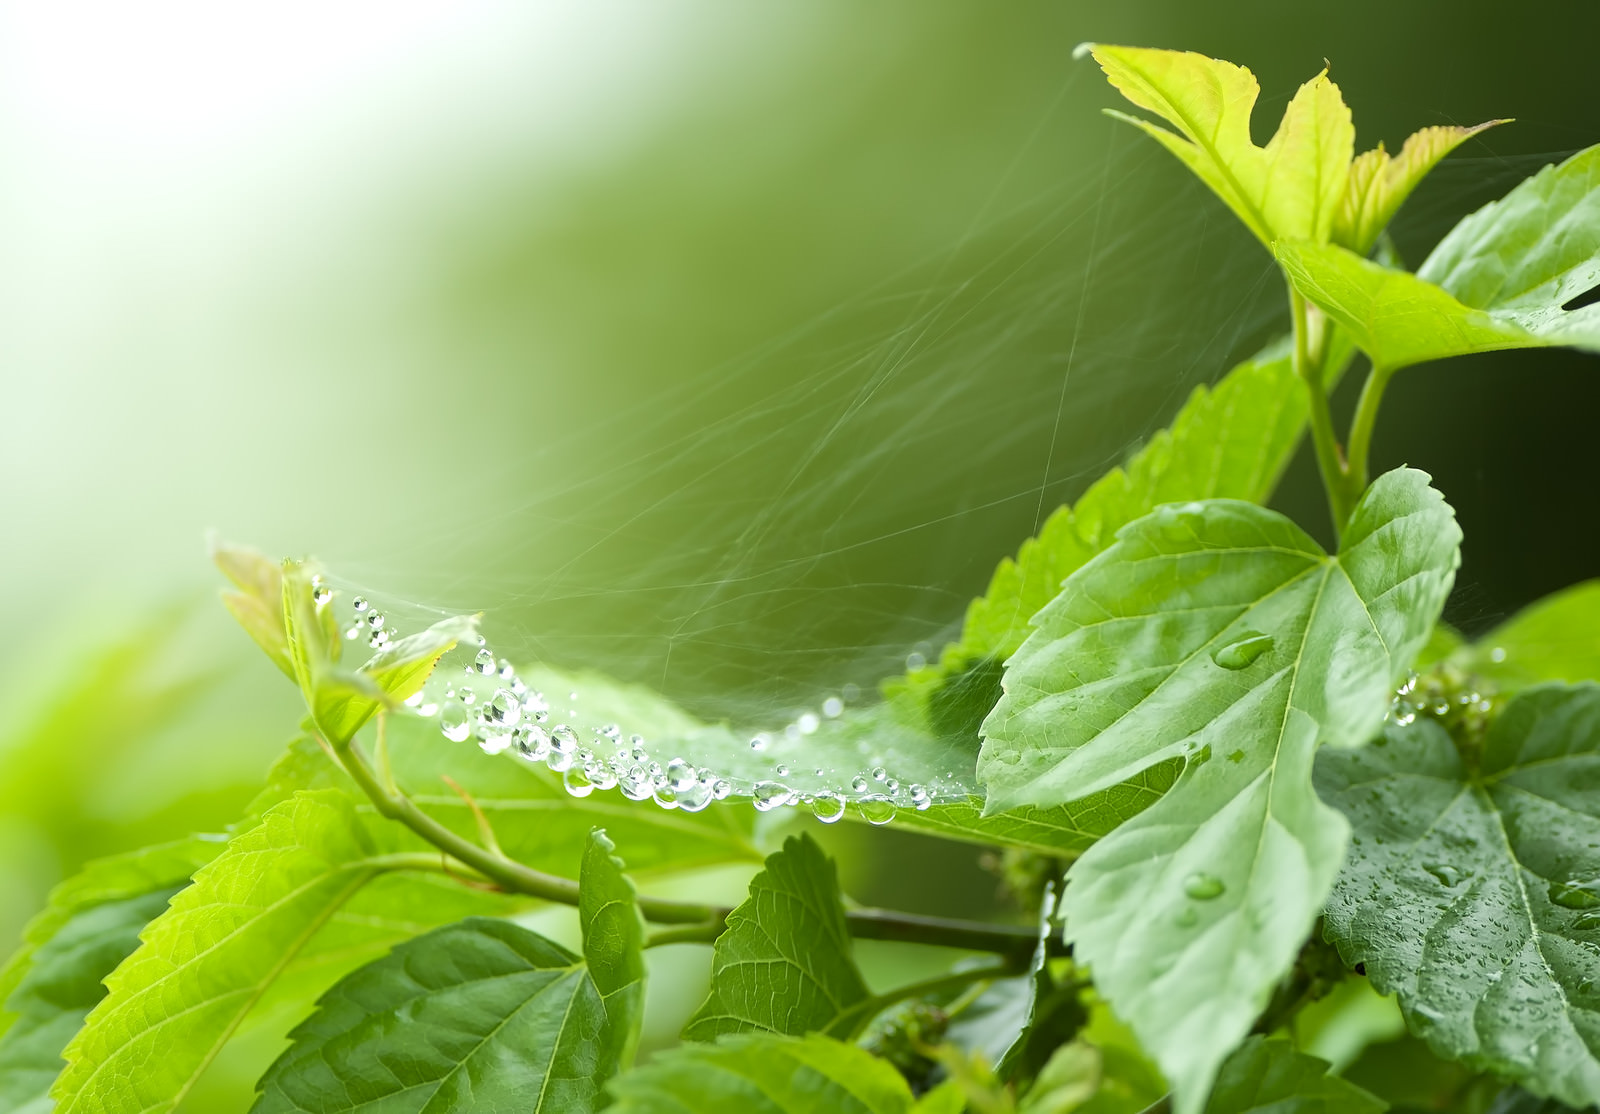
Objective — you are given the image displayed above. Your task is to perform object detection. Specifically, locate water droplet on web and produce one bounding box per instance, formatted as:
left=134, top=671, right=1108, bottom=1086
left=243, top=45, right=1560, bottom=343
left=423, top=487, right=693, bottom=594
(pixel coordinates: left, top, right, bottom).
left=1211, top=630, right=1273, bottom=670
left=677, top=780, right=713, bottom=812
left=473, top=649, right=497, bottom=675
left=1184, top=873, right=1225, bottom=900
left=872, top=766, right=887, bottom=782
left=485, top=689, right=521, bottom=727
left=810, top=792, right=845, bottom=823
left=909, top=784, right=931, bottom=810
left=823, top=697, right=844, bottom=718
left=439, top=703, right=471, bottom=743
left=366, top=611, right=385, bottom=630
left=404, top=691, right=424, bottom=708
left=711, top=779, right=732, bottom=800
left=478, top=728, right=513, bottom=755
left=905, top=651, right=926, bottom=671
left=619, top=767, right=653, bottom=801
left=563, top=767, right=594, bottom=798
left=750, top=733, right=771, bottom=752
left=1489, top=647, right=1507, bottom=664
left=851, top=775, right=869, bottom=794
left=352, top=597, right=369, bottom=612
left=858, top=797, right=895, bottom=825
left=652, top=784, right=679, bottom=810
left=1425, top=863, right=1466, bottom=887
left=516, top=725, right=550, bottom=762
left=798, top=712, right=820, bottom=735
left=753, top=781, right=792, bottom=812
left=311, top=578, right=332, bottom=607
left=1551, top=880, right=1600, bottom=910
left=416, top=701, right=439, bottom=717
left=775, top=764, right=790, bottom=777
left=665, top=759, right=696, bottom=791
left=587, top=761, right=618, bottom=791
left=884, top=778, right=899, bottom=792
left=459, top=688, right=477, bottom=706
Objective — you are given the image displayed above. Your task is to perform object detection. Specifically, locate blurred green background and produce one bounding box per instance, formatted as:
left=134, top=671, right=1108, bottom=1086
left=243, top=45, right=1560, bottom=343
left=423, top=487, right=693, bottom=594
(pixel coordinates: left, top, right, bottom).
left=2, top=0, right=1598, bottom=1104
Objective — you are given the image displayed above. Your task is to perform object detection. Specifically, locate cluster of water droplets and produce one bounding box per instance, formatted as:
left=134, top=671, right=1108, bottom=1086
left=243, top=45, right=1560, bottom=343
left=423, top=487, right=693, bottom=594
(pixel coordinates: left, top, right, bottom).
left=339, top=596, right=950, bottom=825
left=1385, top=662, right=1496, bottom=735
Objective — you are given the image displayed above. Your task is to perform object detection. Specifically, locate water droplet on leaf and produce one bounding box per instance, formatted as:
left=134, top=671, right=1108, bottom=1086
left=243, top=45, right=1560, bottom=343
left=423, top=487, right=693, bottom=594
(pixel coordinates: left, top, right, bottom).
left=859, top=797, right=895, bottom=825
left=1184, top=872, right=1225, bottom=900
left=563, top=767, right=594, bottom=798
left=1211, top=630, right=1273, bottom=670
left=811, top=792, right=845, bottom=824
left=753, top=781, right=792, bottom=811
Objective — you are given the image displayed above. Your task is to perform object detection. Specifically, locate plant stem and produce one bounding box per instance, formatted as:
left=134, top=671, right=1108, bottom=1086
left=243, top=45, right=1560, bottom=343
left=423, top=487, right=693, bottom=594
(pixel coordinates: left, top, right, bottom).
left=1344, top=363, right=1393, bottom=500
left=863, top=960, right=1023, bottom=1014
left=1291, top=290, right=1354, bottom=537
left=330, top=719, right=1057, bottom=958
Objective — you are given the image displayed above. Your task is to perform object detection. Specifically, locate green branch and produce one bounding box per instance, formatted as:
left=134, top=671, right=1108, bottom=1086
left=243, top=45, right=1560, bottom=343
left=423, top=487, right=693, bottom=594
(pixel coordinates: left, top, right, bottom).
left=1291, top=289, right=1356, bottom=537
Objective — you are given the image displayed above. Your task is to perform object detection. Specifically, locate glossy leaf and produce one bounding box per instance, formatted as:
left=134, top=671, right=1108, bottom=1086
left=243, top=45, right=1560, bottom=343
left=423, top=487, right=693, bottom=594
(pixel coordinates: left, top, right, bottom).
left=608, top=1033, right=925, bottom=1114
left=683, top=834, right=871, bottom=1041
left=1454, top=580, right=1600, bottom=689
left=981, top=468, right=1460, bottom=1114
left=1202, top=1037, right=1384, bottom=1114
left=253, top=831, right=645, bottom=1114
left=53, top=791, right=389, bottom=1114
left=1087, top=45, right=1352, bottom=247
left=1333, top=122, right=1504, bottom=255
left=1280, top=142, right=1600, bottom=370
left=1317, top=682, right=1600, bottom=1108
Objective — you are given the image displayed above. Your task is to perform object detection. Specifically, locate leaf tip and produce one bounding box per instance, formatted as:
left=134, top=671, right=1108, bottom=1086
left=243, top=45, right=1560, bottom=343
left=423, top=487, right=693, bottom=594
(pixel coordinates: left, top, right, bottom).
left=1071, top=40, right=1096, bottom=61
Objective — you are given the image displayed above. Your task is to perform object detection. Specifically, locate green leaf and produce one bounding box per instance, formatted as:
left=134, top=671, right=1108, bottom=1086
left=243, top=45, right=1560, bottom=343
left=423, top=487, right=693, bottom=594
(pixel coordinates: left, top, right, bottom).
left=52, top=790, right=390, bottom=1114
left=997, top=896, right=1085, bottom=1087
left=1280, top=142, right=1600, bottom=370
left=1201, top=1037, right=1384, bottom=1114
left=360, top=616, right=479, bottom=706
left=1316, top=682, right=1600, bottom=1108
left=1276, top=240, right=1546, bottom=370
left=1453, top=580, right=1600, bottom=689
left=882, top=335, right=1351, bottom=851
left=608, top=1033, right=925, bottom=1114
left=0, top=840, right=219, bottom=1041
left=0, top=888, right=183, bottom=1114
left=253, top=831, right=646, bottom=1114
left=1333, top=122, right=1504, bottom=256
left=1086, top=45, right=1352, bottom=247
left=980, top=468, right=1460, bottom=1114
left=683, top=834, right=871, bottom=1041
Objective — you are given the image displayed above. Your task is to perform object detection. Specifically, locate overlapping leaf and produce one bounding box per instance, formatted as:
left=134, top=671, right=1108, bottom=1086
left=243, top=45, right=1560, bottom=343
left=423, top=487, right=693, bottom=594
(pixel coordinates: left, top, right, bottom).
left=1279, top=143, right=1600, bottom=370
left=609, top=1033, right=952, bottom=1114
left=980, top=468, right=1460, bottom=1114
left=683, top=834, right=871, bottom=1041
left=253, top=829, right=645, bottom=1113
left=52, top=791, right=391, bottom=1114
left=1085, top=45, right=1353, bottom=247
left=1202, top=1037, right=1384, bottom=1114
left=1317, top=682, right=1600, bottom=1108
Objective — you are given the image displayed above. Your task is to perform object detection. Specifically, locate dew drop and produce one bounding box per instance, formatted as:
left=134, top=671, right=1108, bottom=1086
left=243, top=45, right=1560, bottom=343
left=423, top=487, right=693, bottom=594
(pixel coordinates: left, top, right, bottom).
left=884, top=778, right=899, bottom=792
left=1551, top=880, right=1600, bottom=910
left=750, top=733, right=771, bottom=752
left=587, top=761, right=619, bottom=792
left=798, top=712, right=820, bottom=735
left=550, top=725, right=578, bottom=754
left=775, top=764, right=790, bottom=777
left=619, top=767, right=653, bottom=801
left=851, top=775, right=870, bottom=794
left=1489, top=646, right=1508, bottom=664
left=909, top=784, right=932, bottom=811
left=473, top=649, right=497, bottom=675
left=366, top=610, right=385, bottom=630
left=711, top=779, right=732, bottom=800
left=665, top=759, right=697, bottom=791
left=753, top=781, right=793, bottom=812
left=404, top=691, right=424, bottom=708
left=1211, top=630, right=1273, bottom=670
left=563, top=767, right=595, bottom=798
left=871, top=766, right=888, bottom=782
left=823, top=697, right=844, bottom=718
left=439, top=703, right=471, bottom=743
left=1183, top=872, right=1225, bottom=901
left=652, top=784, right=680, bottom=810
left=352, top=596, right=369, bottom=612
left=905, top=651, right=927, bottom=671
left=858, top=797, right=895, bottom=826
left=810, top=792, right=845, bottom=824
left=516, top=725, right=551, bottom=762
left=311, top=578, right=332, bottom=607
left=485, top=689, right=521, bottom=727
left=677, top=780, right=713, bottom=812
left=1425, top=863, right=1466, bottom=887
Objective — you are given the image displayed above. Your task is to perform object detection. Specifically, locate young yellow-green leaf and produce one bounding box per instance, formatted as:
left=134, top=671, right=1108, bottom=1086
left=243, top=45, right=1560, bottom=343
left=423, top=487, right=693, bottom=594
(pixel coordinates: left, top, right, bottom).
left=253, top=830, right=645, bottom=1114
left=608, top=1033, right=925, bottom=1114
left=361, top=615, right=478, bottom=706
left=683, top=834, right=870, bottom=1041
left=0, top=888, right=183, bottom=1114
left=980, top=468, right=1460, bottom=1114
left=1280, top=142, right=1600, bottom=370
left=1317, top=682, right=1600, bottom=1109
left=1333, top=122, right=1505, bottom=256
left=1453, top=580, right=1600, bottom=689
left=1202, top=1037, right=1384, bottom=1114
left=215, top=542, right=296, bottom=680
left=1087, top=45, right=1352, bottom=247
left=52, top=791, right=388, bottom=1114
